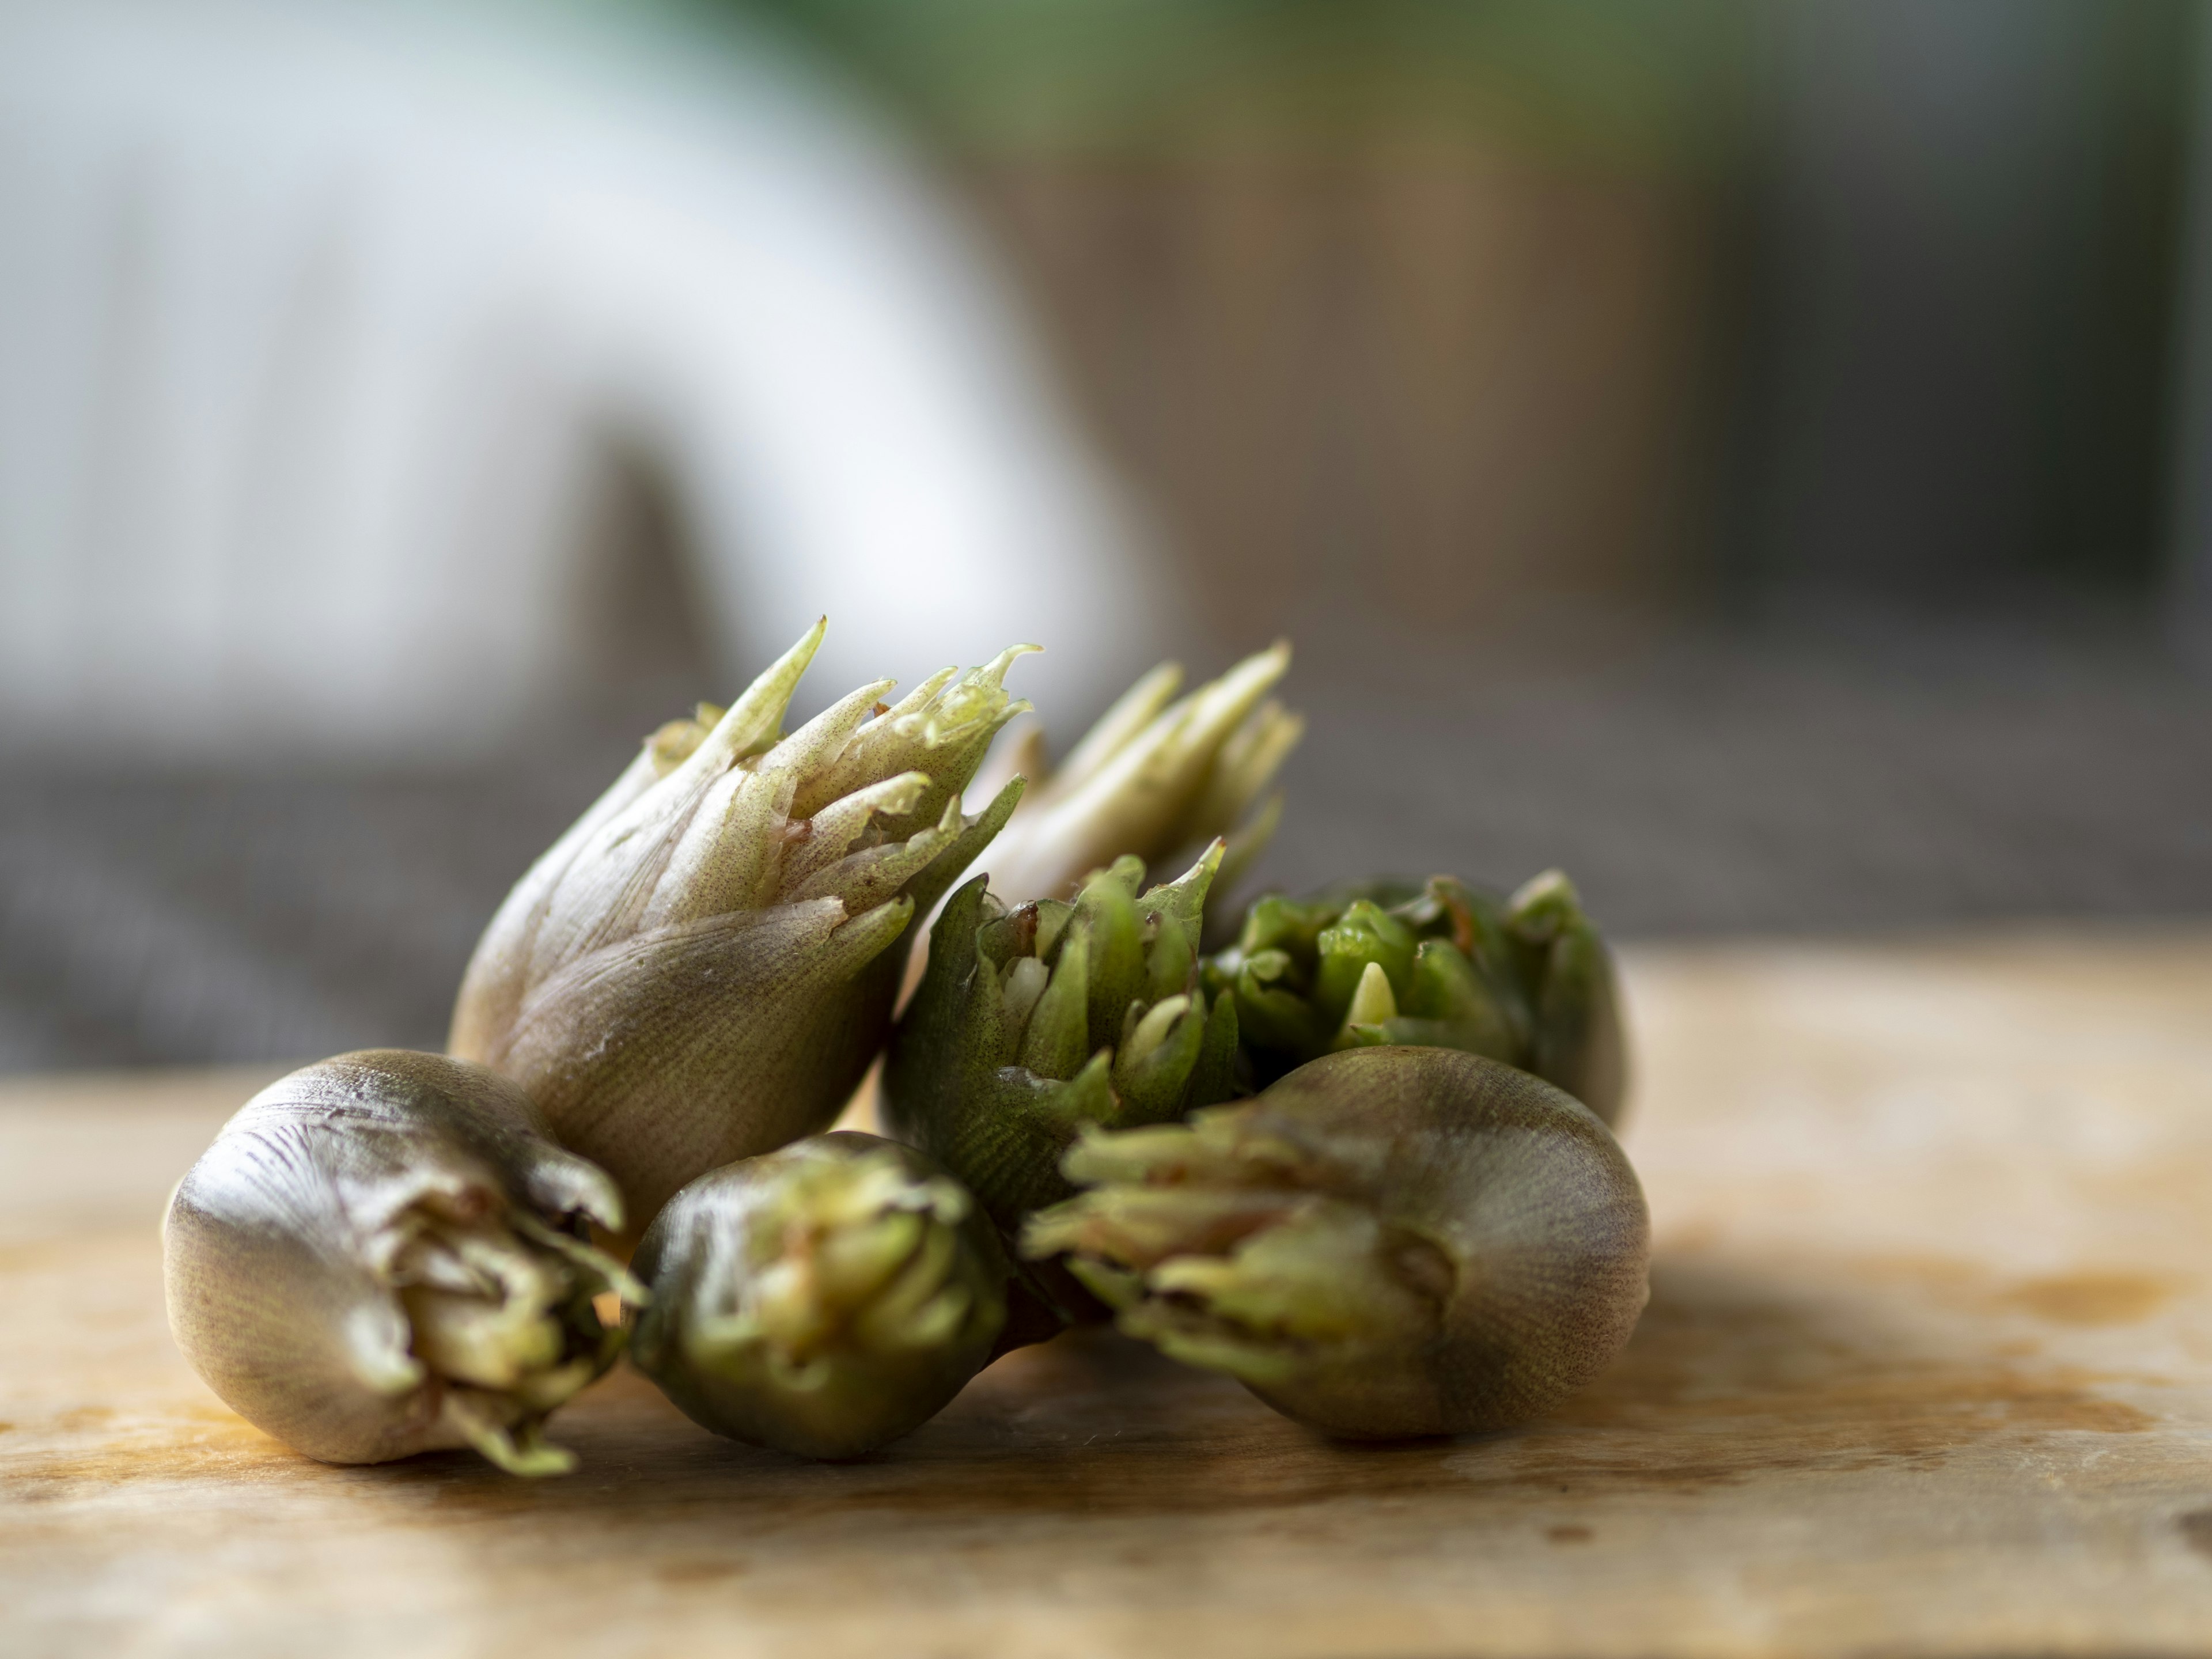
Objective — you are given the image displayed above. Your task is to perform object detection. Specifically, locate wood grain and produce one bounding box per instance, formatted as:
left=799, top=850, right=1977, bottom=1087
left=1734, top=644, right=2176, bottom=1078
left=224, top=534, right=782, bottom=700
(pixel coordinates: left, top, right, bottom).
left=7, top=932, right=2212, bottom=1657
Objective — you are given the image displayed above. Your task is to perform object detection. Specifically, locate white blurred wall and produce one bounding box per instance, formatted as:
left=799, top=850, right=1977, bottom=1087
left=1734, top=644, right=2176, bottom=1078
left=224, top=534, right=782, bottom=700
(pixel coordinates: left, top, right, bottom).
left=0, top=0, right=1162, bottom=760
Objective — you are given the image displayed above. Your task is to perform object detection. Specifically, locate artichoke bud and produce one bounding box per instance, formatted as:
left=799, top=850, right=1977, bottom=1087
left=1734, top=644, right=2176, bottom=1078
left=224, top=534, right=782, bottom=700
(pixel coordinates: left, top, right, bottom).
left=1203, top=869, right=1627, bottom=1126
left=969, top=642, right=1302, bottom=914
left=1023, top=1046, right=1650, bottom=1439
left=628, top=1133, right=1007, bottom=1460
left=449, top=619, right=1033, bottom=1229
left=163, top=1051, right=644, bottom=1476
left=882, top=845, right=1241, bottom=1306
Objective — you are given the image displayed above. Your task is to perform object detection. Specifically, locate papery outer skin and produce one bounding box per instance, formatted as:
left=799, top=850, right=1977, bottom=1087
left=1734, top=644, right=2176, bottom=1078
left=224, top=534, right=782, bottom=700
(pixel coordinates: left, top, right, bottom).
left=882, top=850, right=1238, bottom=1335
left=1028, top=1047, right=1650, bottom=1440
left=448, top=620, right=1030, bottom=1231
left=629, top=1133, right=1007, bottom=1460
left=1206, top=870, right=1630, bottom=1127
left=967, top=642, right=1301, bottom=912
left=447, top=745, right=665, bottom=1066
left=162, top=1050, right=627, bottom=1468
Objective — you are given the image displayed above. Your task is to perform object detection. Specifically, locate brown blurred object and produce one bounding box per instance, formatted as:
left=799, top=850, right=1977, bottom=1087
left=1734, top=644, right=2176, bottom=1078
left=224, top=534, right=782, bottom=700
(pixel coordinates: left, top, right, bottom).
left=969, top=133, right=1717, bottom=639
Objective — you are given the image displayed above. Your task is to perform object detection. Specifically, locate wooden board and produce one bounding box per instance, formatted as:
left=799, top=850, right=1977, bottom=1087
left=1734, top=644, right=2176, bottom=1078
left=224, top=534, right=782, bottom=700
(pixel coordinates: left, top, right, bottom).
left=8, top=932, right=2212, bottom=1657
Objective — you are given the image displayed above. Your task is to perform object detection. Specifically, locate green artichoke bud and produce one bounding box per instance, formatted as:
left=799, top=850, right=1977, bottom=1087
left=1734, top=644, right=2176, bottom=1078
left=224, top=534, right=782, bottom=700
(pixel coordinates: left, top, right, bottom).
left=163, top=1051, right=643, bottom=1476
left=1024, top=1047, right=1649, bottom=1439
left=882, top=846, right=1240, bottom=1283
left=969, top=642, right=1302, bottom=910
left=1204, top=868, right=1627, bottom=1126
left=630, top=1133, right=1007, bottom=1460
left=449, top=620, right=1030, bottom=1230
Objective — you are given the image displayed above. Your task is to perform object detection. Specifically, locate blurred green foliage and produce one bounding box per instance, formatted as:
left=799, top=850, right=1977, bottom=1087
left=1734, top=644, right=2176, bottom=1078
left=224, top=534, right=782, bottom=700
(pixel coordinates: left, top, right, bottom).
left=683, top=0, right=1759, bottom=168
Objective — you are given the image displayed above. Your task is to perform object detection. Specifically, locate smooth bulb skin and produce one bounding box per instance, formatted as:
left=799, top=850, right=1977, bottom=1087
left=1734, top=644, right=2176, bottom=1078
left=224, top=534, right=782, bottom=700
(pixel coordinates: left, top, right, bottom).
left=1024, top=1047, right=1650, bottom=1440
left=1204, top=869, right=1628, bottom=1128
left=630, top=1134, right=1009, bottom=1461
left=163, top=1051, right=641, bottom=1476
left=448, top=620, right=1031, bottom=1232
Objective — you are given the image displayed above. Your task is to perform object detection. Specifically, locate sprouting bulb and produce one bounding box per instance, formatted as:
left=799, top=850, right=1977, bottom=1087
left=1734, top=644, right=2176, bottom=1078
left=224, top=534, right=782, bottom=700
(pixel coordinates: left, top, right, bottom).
left=164, top=1051, right=643, bottom=1475
left=449, top=620, right=1032, bottom=1229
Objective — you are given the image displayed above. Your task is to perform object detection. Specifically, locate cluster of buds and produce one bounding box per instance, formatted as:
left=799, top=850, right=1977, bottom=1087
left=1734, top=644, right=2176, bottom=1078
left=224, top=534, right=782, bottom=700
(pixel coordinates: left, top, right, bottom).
left=166, top=619, right=1657, bottom=1469
left=1203, top=869, right=1626, bottom=1126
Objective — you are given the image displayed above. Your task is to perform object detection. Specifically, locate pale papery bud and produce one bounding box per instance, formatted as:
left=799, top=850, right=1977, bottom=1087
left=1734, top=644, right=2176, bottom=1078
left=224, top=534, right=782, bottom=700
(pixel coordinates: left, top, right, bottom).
left=967, top=642, right=1300, bottom=911
left=449, top=620, right=1031, bottom=1229
left=163, top=1051, right=642, bottom=1476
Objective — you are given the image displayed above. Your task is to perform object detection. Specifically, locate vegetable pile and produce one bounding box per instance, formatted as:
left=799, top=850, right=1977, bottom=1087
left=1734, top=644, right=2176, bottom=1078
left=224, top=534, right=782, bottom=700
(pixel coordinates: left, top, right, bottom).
left=165, top=623, right=1647, bottom=1469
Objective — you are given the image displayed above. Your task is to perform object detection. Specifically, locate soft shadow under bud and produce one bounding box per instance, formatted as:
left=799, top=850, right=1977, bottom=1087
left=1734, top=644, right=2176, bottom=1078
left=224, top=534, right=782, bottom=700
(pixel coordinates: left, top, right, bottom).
left=1022, top=1046, right=1650, bottom=1440
left=162, top=1050, right=643, bottom=1476
left=448, top=619, right=1031, bottom=1229
left=628, top=1133, right=1007, bottom=1460
left=882, top=846, right=1239, bottom=1324
left=1204, top=869, right=1628, bottom=1126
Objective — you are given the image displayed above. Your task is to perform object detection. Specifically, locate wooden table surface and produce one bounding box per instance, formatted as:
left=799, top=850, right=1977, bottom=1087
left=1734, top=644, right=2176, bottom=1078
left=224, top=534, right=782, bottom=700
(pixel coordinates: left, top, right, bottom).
left=8, top=931, right=2212, bottom=1657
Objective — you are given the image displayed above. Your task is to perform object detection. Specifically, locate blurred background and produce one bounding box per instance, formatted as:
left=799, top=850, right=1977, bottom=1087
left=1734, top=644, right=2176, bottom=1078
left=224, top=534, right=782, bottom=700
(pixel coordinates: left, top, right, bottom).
left=5, top=0, right=2212, bottom=1071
